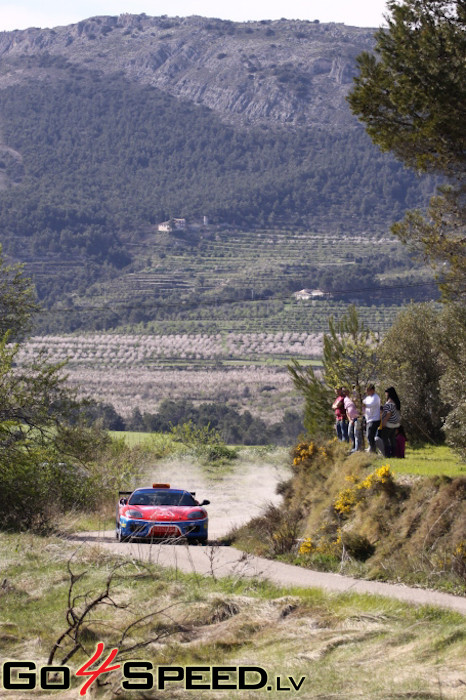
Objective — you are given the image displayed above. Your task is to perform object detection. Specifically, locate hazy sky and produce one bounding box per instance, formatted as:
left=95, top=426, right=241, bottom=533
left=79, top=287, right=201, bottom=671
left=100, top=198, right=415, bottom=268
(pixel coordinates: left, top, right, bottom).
left=0, top=1, right=389, bottom=32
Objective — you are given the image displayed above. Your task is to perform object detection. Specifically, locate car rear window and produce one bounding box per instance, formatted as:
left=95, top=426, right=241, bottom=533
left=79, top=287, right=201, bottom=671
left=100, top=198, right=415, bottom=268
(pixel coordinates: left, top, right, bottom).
left=129, top=491, right=197, bottom=506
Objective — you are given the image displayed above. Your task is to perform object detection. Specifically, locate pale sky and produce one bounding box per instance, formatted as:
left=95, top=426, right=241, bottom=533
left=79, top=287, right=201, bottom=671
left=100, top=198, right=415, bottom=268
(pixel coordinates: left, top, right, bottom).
left=0, top=1, right=389, bottom=32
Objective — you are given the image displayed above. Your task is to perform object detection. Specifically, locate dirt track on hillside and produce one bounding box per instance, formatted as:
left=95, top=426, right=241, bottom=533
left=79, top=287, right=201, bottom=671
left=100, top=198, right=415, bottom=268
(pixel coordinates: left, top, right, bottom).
left=70, top=532, right=466, bottom=615
left=71, top=453, right=466, bottom=616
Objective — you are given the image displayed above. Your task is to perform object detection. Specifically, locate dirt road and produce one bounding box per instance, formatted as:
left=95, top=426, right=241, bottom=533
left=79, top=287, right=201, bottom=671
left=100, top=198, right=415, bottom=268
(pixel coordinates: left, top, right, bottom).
left=71, top=531, right=466, bottom=616
left=76, top=453, right=466, bottom=616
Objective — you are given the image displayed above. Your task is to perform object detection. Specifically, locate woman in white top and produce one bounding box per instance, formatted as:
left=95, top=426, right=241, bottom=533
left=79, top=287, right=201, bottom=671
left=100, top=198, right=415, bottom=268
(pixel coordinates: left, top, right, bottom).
left=363, top=384, right=381, bottom=453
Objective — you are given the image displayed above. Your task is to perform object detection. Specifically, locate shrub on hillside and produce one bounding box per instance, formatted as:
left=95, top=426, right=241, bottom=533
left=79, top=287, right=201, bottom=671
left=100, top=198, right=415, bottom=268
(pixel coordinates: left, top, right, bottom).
left=231, top=437, right=466, bottom=592
left=0, top=429, right=146, bottom=532
left=169, top=421, right=237, bottom=464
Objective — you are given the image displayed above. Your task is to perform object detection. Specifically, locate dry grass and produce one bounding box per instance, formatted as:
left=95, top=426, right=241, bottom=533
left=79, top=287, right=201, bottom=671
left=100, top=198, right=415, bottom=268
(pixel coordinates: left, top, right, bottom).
left=0, top=533, right=465, bottom=699
left=232, top=441, right=466, bottom=594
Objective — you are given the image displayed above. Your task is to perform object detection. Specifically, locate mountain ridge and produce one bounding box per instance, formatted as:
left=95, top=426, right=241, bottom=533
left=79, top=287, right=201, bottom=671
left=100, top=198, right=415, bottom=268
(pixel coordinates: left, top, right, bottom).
left=0, top=15, right=437, bottom=332
left=0, top=14, right=375, bottom=129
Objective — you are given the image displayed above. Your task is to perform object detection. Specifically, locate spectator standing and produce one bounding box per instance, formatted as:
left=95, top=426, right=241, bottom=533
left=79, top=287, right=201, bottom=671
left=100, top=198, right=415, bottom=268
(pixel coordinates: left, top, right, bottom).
left=332, top=388, right=349, bottom=442
left=395, top=425, right=407, bottom=458
left=344, top=389, right=360, bottom=452
left=379, top=387, right=402, bottom=458
left=362, top=384, right=381, bottom=453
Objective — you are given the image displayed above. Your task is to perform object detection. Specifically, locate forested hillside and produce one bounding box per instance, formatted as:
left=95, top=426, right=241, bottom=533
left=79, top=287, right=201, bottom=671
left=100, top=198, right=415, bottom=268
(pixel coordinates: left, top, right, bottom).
left=0, top=16, right=437, bottom=329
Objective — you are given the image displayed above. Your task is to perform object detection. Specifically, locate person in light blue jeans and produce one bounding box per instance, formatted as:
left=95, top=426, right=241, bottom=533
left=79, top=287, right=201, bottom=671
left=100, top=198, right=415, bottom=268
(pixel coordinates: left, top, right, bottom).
left=344, top=390, right=360, bottom=452
left=363, top=384, right=381, bottom=453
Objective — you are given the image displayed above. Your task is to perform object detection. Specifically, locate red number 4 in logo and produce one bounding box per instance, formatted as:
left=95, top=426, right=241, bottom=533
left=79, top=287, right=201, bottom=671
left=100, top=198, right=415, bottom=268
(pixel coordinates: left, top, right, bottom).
left=76, top=643, right=121, bottom=696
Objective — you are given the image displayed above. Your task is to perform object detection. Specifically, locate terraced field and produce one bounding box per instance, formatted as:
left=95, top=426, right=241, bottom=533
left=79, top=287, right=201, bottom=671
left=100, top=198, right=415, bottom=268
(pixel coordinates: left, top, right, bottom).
left=42, top=226, right=435, bottom=335
left=17, top=331, right=318, bottom=420
left=19, top=331, right=322, bottom=367
left=27, top=227, right=436, bottom=419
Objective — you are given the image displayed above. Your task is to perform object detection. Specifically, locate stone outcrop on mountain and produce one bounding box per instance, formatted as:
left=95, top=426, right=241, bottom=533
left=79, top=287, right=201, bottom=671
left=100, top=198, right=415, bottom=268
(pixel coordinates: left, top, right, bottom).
left=0, top=14, right=375, bottom=129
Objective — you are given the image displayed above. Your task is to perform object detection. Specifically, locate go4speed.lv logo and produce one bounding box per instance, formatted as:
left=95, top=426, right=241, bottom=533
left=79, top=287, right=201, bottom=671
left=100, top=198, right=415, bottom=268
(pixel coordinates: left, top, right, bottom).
left=2, top=643, right=307, bottom=694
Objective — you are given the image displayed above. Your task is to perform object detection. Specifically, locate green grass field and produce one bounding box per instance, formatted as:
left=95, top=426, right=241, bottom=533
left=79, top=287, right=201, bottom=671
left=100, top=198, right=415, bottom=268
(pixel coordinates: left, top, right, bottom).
left=109, top=430, right=157, bottom=447
left=389, top=444, right=465, bottom=478
left=110, top=431, right=465, bottom=478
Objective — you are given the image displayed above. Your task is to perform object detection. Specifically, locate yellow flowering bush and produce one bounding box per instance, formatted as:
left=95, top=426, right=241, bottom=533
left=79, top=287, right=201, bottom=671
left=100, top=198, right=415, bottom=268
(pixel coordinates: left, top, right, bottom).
left=298, top=529, right=342, bottom=558
left=358, top=464, right=392, bottom=490
left=334, top=464, right=394, bottom=515
left=298, top=537, right=314, bottom=555
left=292, top=441, right=317, bottom=466
left=292, top=440, right=331, bottom=467
left=334, top=487, right=358, bottom=514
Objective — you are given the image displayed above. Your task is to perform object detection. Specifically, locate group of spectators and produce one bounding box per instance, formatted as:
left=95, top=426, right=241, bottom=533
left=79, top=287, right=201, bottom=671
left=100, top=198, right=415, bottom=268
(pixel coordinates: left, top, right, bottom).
left=332, top=385, right=406, bottom=458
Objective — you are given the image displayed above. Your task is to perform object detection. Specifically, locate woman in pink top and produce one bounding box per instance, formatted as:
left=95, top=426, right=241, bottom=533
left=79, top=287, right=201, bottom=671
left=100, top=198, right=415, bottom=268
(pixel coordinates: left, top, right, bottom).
left=344, top=390, right=360, bottom=452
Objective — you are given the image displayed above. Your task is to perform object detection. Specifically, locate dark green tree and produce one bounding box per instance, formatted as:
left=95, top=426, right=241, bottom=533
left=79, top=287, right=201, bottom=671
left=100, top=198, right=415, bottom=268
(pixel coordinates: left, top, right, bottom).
left=288, top=360, right=334, bottom=438
left=348, top=0, right=466, bottom=451
left=289, top=306, right=379, bottom=437
left=392, top=187, right=466, bottom=302
left=348, top=0, right=466, bottom=302
left=436, top=303, right=466, bottom=457
left=348, top=0, right=466, bottom=177
left=322, top=305, right=380, bottom=411
left=378, top=303, right=447, bottom=443
left=0, top=244, right=39, bottom=339
left=0, top=251, right=117, bottom=529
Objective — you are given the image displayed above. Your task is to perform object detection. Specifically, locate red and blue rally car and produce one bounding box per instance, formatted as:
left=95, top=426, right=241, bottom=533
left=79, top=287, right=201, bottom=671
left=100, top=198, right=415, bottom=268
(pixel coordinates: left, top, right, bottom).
left=116, top=483, right=209, bottom=544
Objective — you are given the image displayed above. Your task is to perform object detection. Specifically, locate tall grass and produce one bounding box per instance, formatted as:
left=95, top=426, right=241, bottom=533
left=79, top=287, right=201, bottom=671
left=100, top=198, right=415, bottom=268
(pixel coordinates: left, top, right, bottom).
left=0, top=533, right=464, bottom=700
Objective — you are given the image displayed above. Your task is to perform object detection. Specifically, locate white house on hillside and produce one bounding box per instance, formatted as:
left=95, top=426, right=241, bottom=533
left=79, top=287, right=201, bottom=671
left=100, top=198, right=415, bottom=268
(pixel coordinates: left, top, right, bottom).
left=293, top=288, right=326, bottom=301
left=158, top=218, right=187, bottom=232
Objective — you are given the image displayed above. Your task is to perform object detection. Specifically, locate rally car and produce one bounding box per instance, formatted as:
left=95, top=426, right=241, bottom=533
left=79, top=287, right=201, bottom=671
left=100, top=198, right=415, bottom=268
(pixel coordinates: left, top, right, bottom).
left=116, top=483, right=209, bottom=544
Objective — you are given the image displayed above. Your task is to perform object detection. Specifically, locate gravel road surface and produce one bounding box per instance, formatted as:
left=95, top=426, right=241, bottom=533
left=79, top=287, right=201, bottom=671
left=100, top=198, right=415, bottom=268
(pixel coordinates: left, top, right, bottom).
left=70, top=531, right=466, bottom=616
left=76, top=456, right=466, bottom=616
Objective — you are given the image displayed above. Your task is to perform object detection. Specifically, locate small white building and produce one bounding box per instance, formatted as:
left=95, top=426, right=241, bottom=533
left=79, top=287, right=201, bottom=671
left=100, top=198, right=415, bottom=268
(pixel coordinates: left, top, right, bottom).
left=158, top=221, right=172, bottom=232
left=158, top=218, right=187, bottom=232
left=293, top=288, right=326, bottom=301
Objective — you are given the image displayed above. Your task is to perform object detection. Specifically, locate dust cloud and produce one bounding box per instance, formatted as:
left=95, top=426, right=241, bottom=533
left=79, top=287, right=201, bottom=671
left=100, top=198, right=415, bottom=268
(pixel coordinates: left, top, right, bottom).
left=139, top=449, right=289, bottom=539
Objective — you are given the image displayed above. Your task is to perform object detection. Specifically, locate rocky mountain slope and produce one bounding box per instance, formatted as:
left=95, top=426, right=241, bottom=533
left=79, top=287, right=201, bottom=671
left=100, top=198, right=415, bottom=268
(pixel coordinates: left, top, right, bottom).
left=0, top=14, right=374, bottom=129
